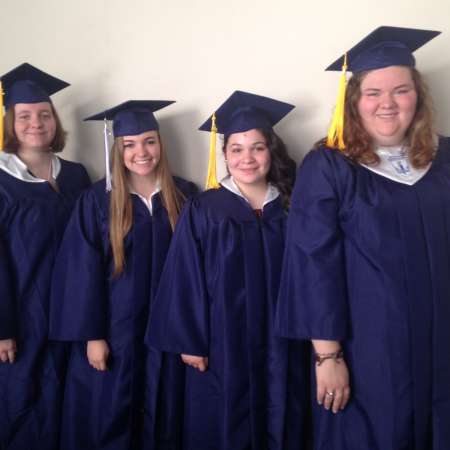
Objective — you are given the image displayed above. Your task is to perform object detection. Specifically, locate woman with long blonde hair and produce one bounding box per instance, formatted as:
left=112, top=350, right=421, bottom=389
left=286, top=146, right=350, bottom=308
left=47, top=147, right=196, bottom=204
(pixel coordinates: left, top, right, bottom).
left=50, top=101, right=198, bottom=450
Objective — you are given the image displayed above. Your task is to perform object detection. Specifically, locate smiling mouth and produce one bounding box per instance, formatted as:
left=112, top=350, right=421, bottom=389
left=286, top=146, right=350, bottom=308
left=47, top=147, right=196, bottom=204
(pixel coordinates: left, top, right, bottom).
left=134, top=159, right=152, bottom=165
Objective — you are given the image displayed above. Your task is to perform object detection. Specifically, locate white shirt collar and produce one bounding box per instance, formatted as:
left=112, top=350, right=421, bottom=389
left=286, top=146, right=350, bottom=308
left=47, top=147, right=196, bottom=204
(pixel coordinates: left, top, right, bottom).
left=0, top=152, right=61, bottom=183
left=220, top=175, right=279, bottom=207
left=361, top=144, right=432, bottom=186
left=129, top=181, right=161, bottom=215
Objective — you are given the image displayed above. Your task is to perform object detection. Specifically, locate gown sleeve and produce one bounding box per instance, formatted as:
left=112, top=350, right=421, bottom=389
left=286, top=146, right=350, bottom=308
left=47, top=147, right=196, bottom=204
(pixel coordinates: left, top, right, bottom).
left=50, top=188, right=107, bottom=341
left=0, top=231, right=15, bottom=340
left=146, top=197, right=210, bottom=356
left=276, top=148, right=349, bottom=341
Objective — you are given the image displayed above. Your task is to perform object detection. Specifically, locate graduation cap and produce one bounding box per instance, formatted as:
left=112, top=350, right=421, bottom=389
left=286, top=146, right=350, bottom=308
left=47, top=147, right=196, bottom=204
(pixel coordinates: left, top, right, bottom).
left=199, top=90, right=295, bottom=189
left=1, top=62, right=69, bottom=109
left=84, top=100, right=175, bottom=137
left=326, top=26, right=441, bottom=150
left=84, top=100, right=174, bottom=191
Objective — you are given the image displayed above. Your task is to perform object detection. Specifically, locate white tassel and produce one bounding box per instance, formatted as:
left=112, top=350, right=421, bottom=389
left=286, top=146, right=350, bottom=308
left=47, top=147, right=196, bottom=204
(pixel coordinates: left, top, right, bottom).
left=103, top=119, right=112, bottom=191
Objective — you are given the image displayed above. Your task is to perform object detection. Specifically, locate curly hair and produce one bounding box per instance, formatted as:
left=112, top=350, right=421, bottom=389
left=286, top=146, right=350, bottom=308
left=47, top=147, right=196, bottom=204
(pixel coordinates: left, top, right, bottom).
left=325, top=67, right=435, bottom=168
left=223, top=129, right=297, bottom=210
left=3, top=103, right=67, bottom=153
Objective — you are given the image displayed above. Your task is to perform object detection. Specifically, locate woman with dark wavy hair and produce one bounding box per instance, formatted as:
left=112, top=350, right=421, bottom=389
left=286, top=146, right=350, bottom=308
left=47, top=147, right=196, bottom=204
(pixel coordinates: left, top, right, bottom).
left=147, top=91, right=309, bottom=449
left=276, top=27, right=450, bottom=450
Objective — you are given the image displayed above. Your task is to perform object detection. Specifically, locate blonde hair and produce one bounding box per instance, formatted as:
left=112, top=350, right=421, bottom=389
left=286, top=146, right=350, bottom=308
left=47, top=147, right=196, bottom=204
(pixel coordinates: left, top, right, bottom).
left=109, top=132, right=185, bottom=276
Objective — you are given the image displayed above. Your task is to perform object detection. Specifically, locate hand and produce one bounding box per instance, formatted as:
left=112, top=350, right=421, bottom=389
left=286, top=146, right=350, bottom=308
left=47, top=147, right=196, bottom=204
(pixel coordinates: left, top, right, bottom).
left=0, top=339, right=17, bottom=363
left=87, top=340, right=110, bottom=371
left=315, top=358, right=350, bottom=413
left=181, top=354, right=208, bottom=372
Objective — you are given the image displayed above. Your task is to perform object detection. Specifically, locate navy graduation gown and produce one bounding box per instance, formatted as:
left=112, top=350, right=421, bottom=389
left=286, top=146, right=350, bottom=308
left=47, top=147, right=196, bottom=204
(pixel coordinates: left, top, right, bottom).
left=147, top=187, right=309, bottom=450
left=276, top=138, right=450, bottom=450
left=49, top=177, right=198, bottom=450
left=0, top=159, right=90, bottom=450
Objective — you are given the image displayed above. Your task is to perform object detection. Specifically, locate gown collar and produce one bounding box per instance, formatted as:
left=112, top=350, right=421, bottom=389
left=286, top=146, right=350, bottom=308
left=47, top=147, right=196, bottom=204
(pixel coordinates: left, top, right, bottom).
left=129, top=181, right=161, bottom=215
left=360, top=137, right=437, bottom=186
left=220, top=175, right=279, bottom=207
left=0, top=152, right=61, bottom=183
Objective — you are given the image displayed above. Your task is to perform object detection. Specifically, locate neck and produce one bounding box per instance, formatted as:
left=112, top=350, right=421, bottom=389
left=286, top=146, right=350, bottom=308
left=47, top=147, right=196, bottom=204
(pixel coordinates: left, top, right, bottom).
left=234, top=179, right=268, bottom=209
left=17, top=147, right=53, bottom=179
left=128, top=172, right=158, bottom=198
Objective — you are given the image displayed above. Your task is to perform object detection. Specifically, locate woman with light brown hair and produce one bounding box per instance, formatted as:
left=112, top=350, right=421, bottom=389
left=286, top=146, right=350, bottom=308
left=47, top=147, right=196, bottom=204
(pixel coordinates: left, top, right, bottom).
left=276, top=27, right=450, bottom=449
left=49, top=101, right=198, bottom=450
left=0, top=63, right=90, bottom=450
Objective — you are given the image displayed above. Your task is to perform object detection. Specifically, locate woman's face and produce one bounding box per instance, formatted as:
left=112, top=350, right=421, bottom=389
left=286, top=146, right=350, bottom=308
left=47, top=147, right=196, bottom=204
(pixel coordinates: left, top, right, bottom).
left=224, top=128, right=271, bottom=188
left=357, top=66, right=417, bottom=147
left=14, top=102, right=56, bottom=151
left=123, top=130, right=161, bottom=178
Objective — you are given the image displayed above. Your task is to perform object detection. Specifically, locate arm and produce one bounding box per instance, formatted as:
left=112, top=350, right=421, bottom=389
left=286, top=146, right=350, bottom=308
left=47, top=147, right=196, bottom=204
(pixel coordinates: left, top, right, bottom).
left=146, top=198, right=210, bottom=364
left=276, top=148, right=351, bottom=411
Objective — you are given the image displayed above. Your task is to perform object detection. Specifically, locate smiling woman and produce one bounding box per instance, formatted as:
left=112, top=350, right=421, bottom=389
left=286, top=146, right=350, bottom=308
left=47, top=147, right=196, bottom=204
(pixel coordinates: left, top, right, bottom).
left=276, top=26, right=450, bottom=450
left=49, top=100, right=198, bottom=450
left=0, top=63, right=90, bottom=450
left=146, top=91, right=310, bottom=450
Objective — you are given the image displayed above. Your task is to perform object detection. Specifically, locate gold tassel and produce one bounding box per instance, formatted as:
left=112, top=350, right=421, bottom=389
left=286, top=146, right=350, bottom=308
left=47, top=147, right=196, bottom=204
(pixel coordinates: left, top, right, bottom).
left=204, top=113, right=220, bottom=189
left=326, top=53, right=348, bottom=150
left=0, top=81, right=4, bottom=151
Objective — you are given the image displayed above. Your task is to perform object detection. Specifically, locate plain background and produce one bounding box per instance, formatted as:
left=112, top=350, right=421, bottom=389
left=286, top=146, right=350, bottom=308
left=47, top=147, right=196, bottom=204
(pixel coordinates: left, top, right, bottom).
left=1, top=0, right=449, bottom=186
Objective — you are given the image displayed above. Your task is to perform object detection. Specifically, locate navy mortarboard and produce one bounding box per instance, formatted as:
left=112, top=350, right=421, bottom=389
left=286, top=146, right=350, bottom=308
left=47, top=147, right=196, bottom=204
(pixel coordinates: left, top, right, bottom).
left=1, top=62, right=69, bottom=109
left=199, top=90, right=295, bottom=189
left=84, top=100, right=175, bottom=137
left=326, top=26, right=441, bottom=150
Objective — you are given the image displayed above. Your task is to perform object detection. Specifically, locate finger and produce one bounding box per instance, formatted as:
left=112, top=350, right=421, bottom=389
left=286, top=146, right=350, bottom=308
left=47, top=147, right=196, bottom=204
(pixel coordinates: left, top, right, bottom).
left=197, top=362, right=207, bottom=372
left=341, top=386, right=351, bottom=409
left=7, top=350, right=16, bottom=363
left=323, top=391, right=334, bottom=410
left=98, top=360, right=107, bottom=371
left=0, top=352, right=8, bottom=363
left=332, top=390, right=344, bottom=413
left=316, top=386, right=326, bottom=405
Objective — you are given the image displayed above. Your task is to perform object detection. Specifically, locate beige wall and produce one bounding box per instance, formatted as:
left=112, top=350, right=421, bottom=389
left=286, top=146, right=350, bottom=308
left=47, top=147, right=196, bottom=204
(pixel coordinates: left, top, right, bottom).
left=1, top=0, right=449, bottom=186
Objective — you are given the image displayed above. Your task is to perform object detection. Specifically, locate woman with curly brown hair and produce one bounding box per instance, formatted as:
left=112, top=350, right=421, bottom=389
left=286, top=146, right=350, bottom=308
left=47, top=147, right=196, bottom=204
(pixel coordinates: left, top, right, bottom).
left=276, top=27, right=449, bottom=450
left=147, top=91, right=310, bottom=450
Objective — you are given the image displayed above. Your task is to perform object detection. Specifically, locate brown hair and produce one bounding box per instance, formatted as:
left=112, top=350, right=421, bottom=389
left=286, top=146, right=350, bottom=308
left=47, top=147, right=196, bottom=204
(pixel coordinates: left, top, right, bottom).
left=3, top=103, right=67, bottom=153
left=109, top=132, right=185, bottom=276
left=323, top=67, right=435, bottom=168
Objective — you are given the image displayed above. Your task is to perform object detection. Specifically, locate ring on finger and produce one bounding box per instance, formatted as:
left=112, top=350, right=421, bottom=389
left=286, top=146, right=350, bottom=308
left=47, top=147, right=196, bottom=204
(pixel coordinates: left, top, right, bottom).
left=326, top=391, right=334, bottom=397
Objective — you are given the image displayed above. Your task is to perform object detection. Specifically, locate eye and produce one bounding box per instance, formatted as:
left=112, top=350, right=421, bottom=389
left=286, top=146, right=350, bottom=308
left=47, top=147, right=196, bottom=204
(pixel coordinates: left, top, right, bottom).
left=40, top=112, right=53, bottom=119
left=17, top=114, right=30, bottom=120
left=395, top=88, right=412, bottom=95
left=255, top=145, right=267, bottom=151
left=145, top=139, right=156, bottom=145
left=123, top=143, right=134, bottom=149
left=365, top=91, right=379, bottom=97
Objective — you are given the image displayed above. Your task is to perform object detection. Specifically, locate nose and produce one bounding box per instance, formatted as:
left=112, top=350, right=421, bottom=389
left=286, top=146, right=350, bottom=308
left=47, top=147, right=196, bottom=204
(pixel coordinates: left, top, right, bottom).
left=30, top=114, right=43, bottom=128
left=135, top=142, right=148, bottom=156
left=380, top=92, right=396, bottom=108
left=242, top=148, right=255, bottom=162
